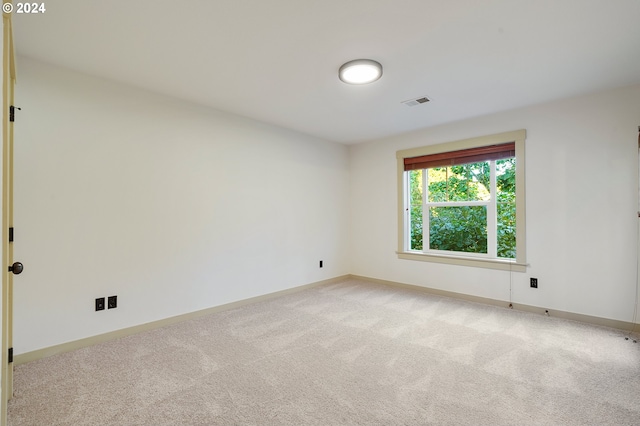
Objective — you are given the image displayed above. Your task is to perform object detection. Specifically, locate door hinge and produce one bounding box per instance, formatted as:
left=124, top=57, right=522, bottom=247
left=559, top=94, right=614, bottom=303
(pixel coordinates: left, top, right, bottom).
left=8, top=347, right=13, bottom=364
left=9, top=105, right=21, bottom=122
left=9, top=227, right=13, bottom=243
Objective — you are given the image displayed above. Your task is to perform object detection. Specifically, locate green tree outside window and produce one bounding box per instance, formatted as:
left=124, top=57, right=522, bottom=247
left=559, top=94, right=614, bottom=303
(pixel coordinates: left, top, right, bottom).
left=409, top=158, right=515, bottom=258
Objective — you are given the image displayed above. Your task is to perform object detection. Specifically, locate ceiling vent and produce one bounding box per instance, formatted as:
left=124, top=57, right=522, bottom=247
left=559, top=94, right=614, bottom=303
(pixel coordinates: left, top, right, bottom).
left=402, top=96, right=430, bottom=107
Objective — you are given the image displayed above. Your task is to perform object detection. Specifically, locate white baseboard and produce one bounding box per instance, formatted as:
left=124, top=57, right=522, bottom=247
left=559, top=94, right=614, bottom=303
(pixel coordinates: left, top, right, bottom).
left=349, top=274, right=640, bottom=333
left=16, top=273, right=638, bottom=365
left=15, top=275, right=350, bottom=365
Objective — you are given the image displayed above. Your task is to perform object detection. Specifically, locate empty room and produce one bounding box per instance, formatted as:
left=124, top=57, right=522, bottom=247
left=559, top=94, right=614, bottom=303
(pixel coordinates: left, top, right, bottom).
left=2, top=0, right=640, bottom=425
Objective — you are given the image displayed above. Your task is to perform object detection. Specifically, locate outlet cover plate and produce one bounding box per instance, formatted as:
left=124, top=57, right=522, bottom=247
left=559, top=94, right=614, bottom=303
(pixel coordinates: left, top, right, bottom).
left=108, top=295, right=117, bottom=309
left=95, top=297, right=105, bottom=311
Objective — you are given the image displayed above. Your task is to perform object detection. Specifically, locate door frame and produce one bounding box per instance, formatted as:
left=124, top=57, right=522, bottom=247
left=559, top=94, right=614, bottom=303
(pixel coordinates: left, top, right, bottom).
left=1, top=5, right=15, bottom=426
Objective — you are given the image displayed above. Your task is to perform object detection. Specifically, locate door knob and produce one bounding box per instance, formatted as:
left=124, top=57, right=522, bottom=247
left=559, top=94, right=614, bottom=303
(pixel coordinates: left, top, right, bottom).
left=8, top=262, right=23, bottom=275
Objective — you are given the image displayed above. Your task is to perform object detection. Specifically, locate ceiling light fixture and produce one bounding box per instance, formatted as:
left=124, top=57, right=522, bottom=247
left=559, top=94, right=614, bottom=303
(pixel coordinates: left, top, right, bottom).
left=339, top=59, right=383, bottom=85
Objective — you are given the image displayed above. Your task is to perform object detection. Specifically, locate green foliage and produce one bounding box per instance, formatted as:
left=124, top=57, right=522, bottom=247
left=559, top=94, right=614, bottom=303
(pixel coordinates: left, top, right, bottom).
left=409, top=170, right=423, bottom=250
left=496, top=158, right=516, bottom=258
left=497, top=192, right=516, bottom=258
left=409, top=158, right=516, bottom=258
left=428, top=163, right=490, bottom=202
left=429, top=206, right=487, bottom=253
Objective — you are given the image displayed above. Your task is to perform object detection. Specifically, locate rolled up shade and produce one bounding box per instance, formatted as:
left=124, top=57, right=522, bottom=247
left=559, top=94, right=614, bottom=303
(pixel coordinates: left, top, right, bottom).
left=404, top=142, right=515, bottom=171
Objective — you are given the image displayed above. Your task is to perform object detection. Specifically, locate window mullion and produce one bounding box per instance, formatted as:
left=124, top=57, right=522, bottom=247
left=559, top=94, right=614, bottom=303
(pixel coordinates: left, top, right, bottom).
left=487, top=161, right=497, bottom=257
left=404, top=171, right=411, bottom=251
left=423, top=169, right=429, bottom=252
left=426, top=201, right=489, bottom=207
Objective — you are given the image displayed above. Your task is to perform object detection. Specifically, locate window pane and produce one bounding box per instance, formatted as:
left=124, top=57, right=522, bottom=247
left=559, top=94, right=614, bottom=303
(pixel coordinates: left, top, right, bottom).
left=427, top=162, right=491, bottom=202
left=429, top=206, right=487, bottom=253
left=409, top=170, right=423, bottom=250
left=496, top=158, right=516, bottom=259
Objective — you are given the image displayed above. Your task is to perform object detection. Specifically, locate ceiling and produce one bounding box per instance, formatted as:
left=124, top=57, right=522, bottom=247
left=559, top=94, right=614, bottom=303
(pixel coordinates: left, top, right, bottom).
left=11, top=0, right=640, bottom=144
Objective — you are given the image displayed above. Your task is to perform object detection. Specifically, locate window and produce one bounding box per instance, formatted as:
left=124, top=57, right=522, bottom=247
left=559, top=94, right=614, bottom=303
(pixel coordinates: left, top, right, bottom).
left=397, top=130, right=526, bottom=271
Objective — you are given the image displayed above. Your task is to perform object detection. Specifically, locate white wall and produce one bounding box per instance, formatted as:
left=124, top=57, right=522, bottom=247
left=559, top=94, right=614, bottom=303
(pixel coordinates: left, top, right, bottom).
left=13, top=57, right=350, bottom=354
left=350, top=84, right=640, bottom=323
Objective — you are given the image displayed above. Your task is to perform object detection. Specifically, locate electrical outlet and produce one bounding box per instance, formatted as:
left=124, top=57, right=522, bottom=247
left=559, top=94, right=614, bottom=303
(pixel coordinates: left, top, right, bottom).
left=530, top=278, right=538, bottom=288
left=95, top=297, right=105, bottom=311
left=108, top=295, right=117, bottom=309
left=319, top=260, right=323, bottom=268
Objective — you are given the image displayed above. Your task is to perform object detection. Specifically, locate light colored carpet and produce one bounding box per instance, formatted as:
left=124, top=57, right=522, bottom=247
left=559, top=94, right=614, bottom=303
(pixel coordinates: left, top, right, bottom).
left=8, top=279, right=640, bottom=425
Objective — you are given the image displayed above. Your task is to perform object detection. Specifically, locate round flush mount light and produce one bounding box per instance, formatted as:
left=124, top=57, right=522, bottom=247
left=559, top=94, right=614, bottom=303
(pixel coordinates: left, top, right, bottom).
left=339, top=59, right=383, bottom=84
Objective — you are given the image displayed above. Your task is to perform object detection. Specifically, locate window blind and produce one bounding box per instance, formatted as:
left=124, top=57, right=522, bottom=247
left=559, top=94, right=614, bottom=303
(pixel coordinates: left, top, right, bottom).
left=404, top=142, right=515, bottom=171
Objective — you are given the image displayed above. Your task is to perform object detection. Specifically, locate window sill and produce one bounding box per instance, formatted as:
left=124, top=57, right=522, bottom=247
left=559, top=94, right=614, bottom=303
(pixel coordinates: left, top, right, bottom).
left=397, top=251, right=527, bottom=272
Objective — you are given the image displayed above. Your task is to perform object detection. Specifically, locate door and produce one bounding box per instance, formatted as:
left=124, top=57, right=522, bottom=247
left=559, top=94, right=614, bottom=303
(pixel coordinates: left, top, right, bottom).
left=1, top=8, right=17, bottom=426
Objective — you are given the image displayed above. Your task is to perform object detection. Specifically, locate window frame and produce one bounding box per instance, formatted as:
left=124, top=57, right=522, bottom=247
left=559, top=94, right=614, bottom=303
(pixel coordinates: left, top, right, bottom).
left=396, top=130, right=526, bottom=272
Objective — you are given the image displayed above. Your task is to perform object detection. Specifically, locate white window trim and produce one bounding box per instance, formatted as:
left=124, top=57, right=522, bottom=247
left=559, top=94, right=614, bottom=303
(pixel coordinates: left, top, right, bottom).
left=396, top=130, right=527, bottom=272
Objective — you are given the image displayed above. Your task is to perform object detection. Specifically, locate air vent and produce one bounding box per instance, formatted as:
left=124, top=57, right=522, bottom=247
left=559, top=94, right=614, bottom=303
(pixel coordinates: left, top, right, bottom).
left=402, top=96, right=430, bottom=107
